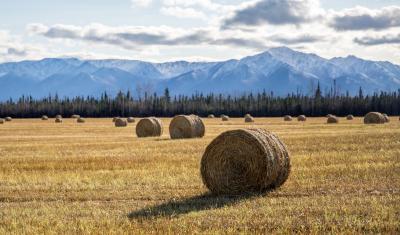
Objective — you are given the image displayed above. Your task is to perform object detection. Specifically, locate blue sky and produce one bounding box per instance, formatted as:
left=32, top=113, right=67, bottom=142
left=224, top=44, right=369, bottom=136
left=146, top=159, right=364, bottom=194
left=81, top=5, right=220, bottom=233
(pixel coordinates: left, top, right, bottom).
left=1, top=0, right=399, bottom=63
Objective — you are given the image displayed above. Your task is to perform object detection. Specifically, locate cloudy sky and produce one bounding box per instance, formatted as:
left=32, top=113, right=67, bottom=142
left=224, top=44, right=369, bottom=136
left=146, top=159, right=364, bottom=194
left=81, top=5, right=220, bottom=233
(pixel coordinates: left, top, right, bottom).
left=1, top=0, right=400, bottom=63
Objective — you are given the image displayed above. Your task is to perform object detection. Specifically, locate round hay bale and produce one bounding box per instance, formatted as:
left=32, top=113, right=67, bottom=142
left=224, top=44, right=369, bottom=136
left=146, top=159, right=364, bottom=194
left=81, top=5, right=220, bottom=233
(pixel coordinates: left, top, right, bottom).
left=55, top=115, right=62, bottom=119
left=383, top=114, right=390, bottom=123
left=71, top=114, right=80, bottom=119
left=346, top=115, right=354, bottom=120
left=221, top=115, right=229, bottom=121
left=136, top=117, right=163, bottom=137
left=364, top=112, right=385, bottom=124
left=152, top=117, right=163, bottom=135
left=0, top=118, right=4, bottom=124
left=127, top=117, right=135, bottom=123
left=115, top=118, right=127, bottom=127
left=245, top=116, right=254, bottom=123
left=208, top=114, right=215, bottom=118
left=284, top=115, right=293, bottom=121
left=326, top=114, right=335, bottom=118
left=327, top=116, right=339, bottom=124
left=297, top=115, right=306, bottom=122
left=169, top=115, right=205, bottom=139
left=77, top=117, right=85, bottom=123
left=41, top=115, right=48, bottom=120
left=112, top=117, right=120, bottom=122
left=55, top=118, right=63, bottom=123
left=244, top=114, right=252, bottom=118
left=5, top=117, right=12, bottom=122
left=200, top=128, right=291, bottom=195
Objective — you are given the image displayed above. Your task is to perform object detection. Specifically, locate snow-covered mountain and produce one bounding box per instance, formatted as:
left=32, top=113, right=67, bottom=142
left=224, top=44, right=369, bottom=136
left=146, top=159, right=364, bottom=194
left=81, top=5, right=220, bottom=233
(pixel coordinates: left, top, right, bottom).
left=0, top=47, right=399, bottom=100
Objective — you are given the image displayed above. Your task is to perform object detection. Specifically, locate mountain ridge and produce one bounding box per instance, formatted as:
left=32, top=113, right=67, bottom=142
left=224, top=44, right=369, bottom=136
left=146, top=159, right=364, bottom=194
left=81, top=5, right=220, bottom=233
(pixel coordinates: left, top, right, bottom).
left=0, top=47, right=399, bottom=100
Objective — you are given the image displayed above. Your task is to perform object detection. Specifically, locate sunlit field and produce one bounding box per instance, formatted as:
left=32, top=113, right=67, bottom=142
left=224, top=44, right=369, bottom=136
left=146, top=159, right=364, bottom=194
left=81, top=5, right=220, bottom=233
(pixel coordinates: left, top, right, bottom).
left=0, top=117, right=399, bottom=234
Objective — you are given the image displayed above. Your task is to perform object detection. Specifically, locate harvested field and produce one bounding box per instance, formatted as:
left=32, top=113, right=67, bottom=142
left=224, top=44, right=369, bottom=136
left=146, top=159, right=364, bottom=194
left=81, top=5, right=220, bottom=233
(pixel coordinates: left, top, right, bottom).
left=0, top=117, right=399, bottom=233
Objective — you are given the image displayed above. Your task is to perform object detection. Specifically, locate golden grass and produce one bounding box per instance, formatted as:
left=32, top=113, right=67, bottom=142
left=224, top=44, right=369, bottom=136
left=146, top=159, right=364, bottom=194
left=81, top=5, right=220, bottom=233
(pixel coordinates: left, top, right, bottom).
left=0, top=117, right=399, bottom=234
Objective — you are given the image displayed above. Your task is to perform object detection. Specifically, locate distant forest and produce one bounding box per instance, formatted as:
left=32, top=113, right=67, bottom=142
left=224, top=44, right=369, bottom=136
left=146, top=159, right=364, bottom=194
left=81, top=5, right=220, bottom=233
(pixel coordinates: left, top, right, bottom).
left=0, top=86, right=399, bottom=118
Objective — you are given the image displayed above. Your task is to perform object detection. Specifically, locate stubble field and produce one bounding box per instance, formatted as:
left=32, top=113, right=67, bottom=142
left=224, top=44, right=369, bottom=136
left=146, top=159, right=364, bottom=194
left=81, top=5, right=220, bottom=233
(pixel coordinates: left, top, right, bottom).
left=0, top=117, right=399, bottom=234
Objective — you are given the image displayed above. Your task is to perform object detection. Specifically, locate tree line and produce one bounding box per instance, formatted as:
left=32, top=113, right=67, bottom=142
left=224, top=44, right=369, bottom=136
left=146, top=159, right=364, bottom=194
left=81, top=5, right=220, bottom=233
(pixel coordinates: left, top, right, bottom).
left=0, top=87, right=399, bottom=118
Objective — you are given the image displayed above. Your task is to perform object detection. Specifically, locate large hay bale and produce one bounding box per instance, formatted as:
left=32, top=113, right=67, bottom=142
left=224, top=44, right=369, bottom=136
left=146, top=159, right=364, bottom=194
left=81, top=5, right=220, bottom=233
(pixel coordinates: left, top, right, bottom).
left=364, top=112, right=385, bottom=124
left=326, top=114, right=334, bottom=118
left=208, top=114, right=215, bottom=118
left=77, top=117, right=86, bottom=123
left=71, top=114, right=80, bottom=119
left=41, top=115, right=48, bottom=120
left=127, top=117, right=135, bottom=123
left=383, top=114, right=390, bottom=123
left=244, top=114, right=252, bottom=118
left=201, top=128, right=291, bottom=195
left=115, top=118, right=128, bottom=127
left=297, top=115, right=306, bottom=122
left=169, top=115, right=205, bottom=139
left=55, top=118, right=63, bottom=123
left=327, top=116, right=339, bottom=124
left=0, top=118, right=4, bottom=124
left=221, top=115, right=229, bottom=121
left=5, top=117, right=12, bottom=122
left=136, top=117, right=163, bottom=137
left=56, top=115, right=62, bottom=119
left=245, top=116, right=254, bottom=123
left=346, top=115, right=354, bottom=120
left=152, top=117, right=163, bottom=135
left=284, top=115, right=293, bottom=121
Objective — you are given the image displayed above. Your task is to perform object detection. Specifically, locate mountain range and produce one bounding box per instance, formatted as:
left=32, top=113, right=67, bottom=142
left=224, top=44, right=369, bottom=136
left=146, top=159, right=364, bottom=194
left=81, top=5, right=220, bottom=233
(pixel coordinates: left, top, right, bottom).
left=0, top=47, right=399, bottom=100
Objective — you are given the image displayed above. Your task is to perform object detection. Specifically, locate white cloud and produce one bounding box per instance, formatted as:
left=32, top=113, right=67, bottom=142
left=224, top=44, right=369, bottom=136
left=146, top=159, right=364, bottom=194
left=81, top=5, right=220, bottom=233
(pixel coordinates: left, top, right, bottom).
left=2, top=1, right=400, bottom=64
left=160, top=6, right=207, bottom=20
left=162, top=0, right=228, bottom=12
left=354, top=33, right=400, bottom=46
left=0, top=30, right=43, bottom=62
left=222, top=0, right=324, bottom=28
left=27, top=23, right=276, bottom=50
left=329, top=6, right=400, bottom=31
left=160, top=0, right=237, bottom=23
left=131, top=0, right=152, bottom=8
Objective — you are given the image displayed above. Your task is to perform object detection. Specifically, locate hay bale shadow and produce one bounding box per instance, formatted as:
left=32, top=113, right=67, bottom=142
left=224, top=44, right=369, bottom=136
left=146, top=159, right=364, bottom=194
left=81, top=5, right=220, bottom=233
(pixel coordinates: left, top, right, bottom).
left=128, top=192, right=263, bottom=220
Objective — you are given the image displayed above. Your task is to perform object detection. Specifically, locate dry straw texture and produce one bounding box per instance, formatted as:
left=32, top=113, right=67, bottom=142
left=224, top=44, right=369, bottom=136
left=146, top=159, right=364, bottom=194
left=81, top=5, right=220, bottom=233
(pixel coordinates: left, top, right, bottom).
left=284, top=115, right=293, bottom=121
left=201, top=128, right=291, bottom=195
left=5, top=117, right=12, bottom=121
left=347, top=115, right=354, bottom=120
left=297, top=115, right=307, bottom=122
left=71, top=115, right=80, bottom=119
left=245, top=116, right=255, bottom=123
left=136, top=117, right=163, bottom=137
left=0, top=118, right=4, bottom=124
left=326, top=114, right=334, bottom=118
left=77, top=118, right=86, bottom=123
left=127, top=117, right=135, bottom=123
left=115, top=118, right=127, bottom=127
left=327, top=116, right=339, bottom=124
left=208, top=114, right=215, bottom=118
left=364, top=112, right=386, bottom=124
left=55, top=118, right=63, bottom=123
left=41, top=115, right=48, bottom=120
left=55, top=115, right=62, bottom=119
left=169, top=115, right=205, bottom=139
left=221, top=115, right=229, bottom=121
